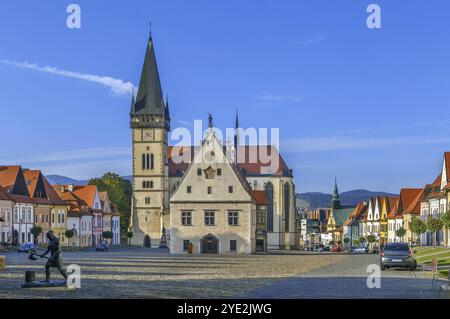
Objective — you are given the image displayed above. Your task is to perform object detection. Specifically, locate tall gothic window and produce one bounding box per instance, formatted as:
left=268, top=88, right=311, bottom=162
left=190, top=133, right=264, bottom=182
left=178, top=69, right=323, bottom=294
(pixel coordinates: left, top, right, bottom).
left=142, top=153, right=154, bottom=170
left=265, top=182, right=274, bottom=232
left=284, top=183, right=290, bottom=232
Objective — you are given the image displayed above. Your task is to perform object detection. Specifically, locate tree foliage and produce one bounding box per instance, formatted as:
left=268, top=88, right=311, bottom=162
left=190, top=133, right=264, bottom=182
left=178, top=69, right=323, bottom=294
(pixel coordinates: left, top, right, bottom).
left=65, top=229, right=75, bottom=239
left=410, top=217, right=427, bottom=236
left=395, top=227, right=406, bottom=238
left=103, top=231, right=113, bottom=239
left=427, top=216, right=443, bottom=233
left=366, top=235, right=376, bottom=243
left=89, top=172, right=132, bottom=234
left=442, top=210, right=450, bottom=229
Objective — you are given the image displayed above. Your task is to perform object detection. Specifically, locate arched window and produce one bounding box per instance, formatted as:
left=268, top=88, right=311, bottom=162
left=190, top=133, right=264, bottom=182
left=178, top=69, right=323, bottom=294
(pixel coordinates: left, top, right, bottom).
left=146, top=154, right=150, bottom=170
left=142, top=154, right=146, bottom=170
left=150, top=153, right=154, bottom=169
left=284, top=183, right=290, bottom=232
left=265, top=182, right=274, bottom=232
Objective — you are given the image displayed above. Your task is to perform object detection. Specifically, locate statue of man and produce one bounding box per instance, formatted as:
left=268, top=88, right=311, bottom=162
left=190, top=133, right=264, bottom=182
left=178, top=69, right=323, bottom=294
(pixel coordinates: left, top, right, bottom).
left=39, top=231, right=68, bottom=282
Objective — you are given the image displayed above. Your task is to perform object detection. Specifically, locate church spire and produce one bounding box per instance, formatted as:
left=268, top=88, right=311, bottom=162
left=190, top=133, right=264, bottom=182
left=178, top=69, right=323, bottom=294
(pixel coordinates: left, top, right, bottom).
left=234, top=109, right=239, bottom=162
left=130, top=88, right=135, bottom=115
left=132, top=32, right=165, bottom=116
left=332, top=177, right=341, bottom=209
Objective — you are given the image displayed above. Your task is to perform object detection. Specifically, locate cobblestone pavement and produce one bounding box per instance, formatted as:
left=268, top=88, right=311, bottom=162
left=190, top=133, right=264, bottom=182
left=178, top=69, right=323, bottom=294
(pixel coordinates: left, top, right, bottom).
left=0, top=248, right=346, bottom=299
left=240, top=254, right=445, bottom=299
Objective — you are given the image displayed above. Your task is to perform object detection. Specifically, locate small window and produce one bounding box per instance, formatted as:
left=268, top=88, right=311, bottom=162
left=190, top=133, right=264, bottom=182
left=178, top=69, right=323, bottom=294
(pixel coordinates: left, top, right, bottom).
left=217, top=169, right=222, bottom=176
left=187, top=186, right=192, bottom=193
left=181, top=212, right=192, bottom=226
left=230, top=240, right=237, bottom=252
left=207, top=187, right=212, bottom=194
left=228, top=186, right=233, bottom=193
left=183, top=240, right=190, bottom=251
left=145, top=197, right=151, bottom=205
left=197, top=169, right=202, bottom=176
left=228, top=212, right=239, bottom=226
left=150, top=181, right=154, bottom=188
left=204, top=211, right=215, bottom=226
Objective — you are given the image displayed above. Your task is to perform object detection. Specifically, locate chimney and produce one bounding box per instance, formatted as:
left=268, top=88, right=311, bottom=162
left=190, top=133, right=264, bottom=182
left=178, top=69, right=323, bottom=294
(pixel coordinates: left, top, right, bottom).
left=68, top=184, right=74, bottom=192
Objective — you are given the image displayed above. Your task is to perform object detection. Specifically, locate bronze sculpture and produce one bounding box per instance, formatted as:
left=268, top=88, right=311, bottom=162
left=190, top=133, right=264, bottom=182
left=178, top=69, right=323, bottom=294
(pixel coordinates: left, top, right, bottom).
left=39, top=230, right=68, bottom=282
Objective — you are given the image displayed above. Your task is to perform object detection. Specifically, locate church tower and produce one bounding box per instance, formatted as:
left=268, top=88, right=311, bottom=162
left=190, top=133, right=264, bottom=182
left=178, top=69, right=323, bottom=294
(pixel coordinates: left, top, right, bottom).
left=129, top=33, right=170, bottom=247
left=332, top=177, right=341, bottom=210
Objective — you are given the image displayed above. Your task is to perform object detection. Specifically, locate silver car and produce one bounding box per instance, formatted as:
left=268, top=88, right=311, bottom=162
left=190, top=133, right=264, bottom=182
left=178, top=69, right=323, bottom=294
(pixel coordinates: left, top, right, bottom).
left=380, top=243, right=417, bottom=271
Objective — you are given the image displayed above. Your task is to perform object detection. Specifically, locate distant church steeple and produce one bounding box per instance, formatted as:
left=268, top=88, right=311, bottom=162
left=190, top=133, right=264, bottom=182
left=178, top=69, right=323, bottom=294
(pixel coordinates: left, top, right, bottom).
left=332, top=177, right=341, bottom=209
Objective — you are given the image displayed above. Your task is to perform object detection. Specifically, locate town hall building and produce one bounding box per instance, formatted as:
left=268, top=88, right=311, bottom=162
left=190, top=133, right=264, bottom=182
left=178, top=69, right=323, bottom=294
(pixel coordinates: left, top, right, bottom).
left=128, top=33, right=297, bottom=254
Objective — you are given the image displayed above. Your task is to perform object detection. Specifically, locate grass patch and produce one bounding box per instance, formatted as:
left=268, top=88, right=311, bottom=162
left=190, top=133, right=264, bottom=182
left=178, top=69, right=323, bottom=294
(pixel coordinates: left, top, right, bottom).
left=414, top=247, right=448, bottom=258
left=417, top=252, right=450, bottom=264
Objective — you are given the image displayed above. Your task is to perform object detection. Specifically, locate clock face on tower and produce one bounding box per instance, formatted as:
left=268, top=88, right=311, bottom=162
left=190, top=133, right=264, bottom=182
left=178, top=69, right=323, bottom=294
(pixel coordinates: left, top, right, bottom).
left=143, top=129, right=153, bottom=141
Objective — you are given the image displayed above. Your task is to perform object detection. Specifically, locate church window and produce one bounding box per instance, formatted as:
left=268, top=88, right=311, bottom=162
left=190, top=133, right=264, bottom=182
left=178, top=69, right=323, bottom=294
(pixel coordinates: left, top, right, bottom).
left=228, top=186, right=233, bottom=193
left=181, top=212, right=192, bottom=226
left=265, top=182, right=274, bottom=232
left=187, top=186, right=192, bottom=193
left=142, top=154, right=146, bottom=170
left=284, top=183, right=290, bottom=232
left=150, top=181, right=154, bottom=188
left=150, top=153, right=154, bottom=169
left=204, top=211, right=215, bottom=225
left=207, top=187, right=212, bottom=194
left=217, top=169, right=222, bottom=176
left=145, top=197, right=151, bottom=205
left=197, top=169, right=202, bottom=176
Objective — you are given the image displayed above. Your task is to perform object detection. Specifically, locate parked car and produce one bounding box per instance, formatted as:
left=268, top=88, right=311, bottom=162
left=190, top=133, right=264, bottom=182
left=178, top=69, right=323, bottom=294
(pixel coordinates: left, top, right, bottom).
left=331, top=245, right=341, bottom=253
left=353, top=247, right=368, bottom=254
left=380, top=243, right=417, bottom=271
left=96, top=241, right=109, bottom=252
left=318, top=246, right=330, bottom=252
left=18, top=243, right=38, bottom=253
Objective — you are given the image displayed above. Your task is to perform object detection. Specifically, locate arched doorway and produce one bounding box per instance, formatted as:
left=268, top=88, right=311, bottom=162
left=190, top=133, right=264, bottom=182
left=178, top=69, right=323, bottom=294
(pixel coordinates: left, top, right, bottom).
left=201, top=234, right=218, bottom=254
left=144, top=235, right=151, bottom=248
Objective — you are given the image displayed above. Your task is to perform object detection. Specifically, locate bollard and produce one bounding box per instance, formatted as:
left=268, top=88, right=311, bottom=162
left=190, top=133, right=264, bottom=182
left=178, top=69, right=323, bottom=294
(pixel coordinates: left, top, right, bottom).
left=0, top=256, right=5, bottom=270
left=25, top=271, right=35, bottom=283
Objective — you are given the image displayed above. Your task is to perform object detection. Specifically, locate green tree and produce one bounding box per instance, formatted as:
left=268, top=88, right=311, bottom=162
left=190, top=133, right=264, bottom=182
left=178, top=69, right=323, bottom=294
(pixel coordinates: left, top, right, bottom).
left=410, top=217, right=427, bottom=245
left=343, top=237, right=350, bottom=251
left=395, top=227, right=406, bottom=240
left=358, top=236, right=366, bottom=247
left=427, top=216, right=443, bottom=247
left=352, top=239, right=359, bottom=246
left=126, top=231, right=134, bottom=245
left=89, top=172, right=132, bottom=235
left=442, top=210, right=450, bottom=246
left=30, top=226, right=42, bottom=244
left=65, top=229, right=75, bottom=246
left=102, top=231, right=113, bottom=244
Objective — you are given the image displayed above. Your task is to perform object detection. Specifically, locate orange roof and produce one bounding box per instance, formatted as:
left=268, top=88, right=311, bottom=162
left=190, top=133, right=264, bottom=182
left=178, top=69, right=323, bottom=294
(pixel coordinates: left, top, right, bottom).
left=387, top=197, right=399, bottom=219
left=53, top=187, right=90, bottom=217
left=0, top=166, right=21, bottom=191
left=404, top=187, right=426, bottom=215
left=388, top=188, right=421, bottom=219
left=343, top=202, right=367, bottom=226
left=72, top=185, right=97, bottom=208
left=43, top=178, right=66, bottom=205
left=0, top=185, right=10, bottom=201
left=251, top=190, right=268, bottom=205
left=23, top=169, right=41, bottom=197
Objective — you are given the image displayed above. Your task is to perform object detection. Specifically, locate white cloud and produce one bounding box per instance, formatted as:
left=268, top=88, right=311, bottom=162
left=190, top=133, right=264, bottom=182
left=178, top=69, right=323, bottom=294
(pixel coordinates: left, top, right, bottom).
left=255, top=92, right=305, bottom=103
left=296, top=34, right=327, bottom=46
left=0, top=59, right=136, bottom=96
left=282, top=135, right=450, bottom=153
left=2, top=146, right=131, bottom=165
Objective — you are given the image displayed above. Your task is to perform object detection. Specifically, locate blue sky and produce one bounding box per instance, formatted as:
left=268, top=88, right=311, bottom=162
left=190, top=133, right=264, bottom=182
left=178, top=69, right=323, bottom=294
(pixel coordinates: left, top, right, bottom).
left=1, top=0, right=449, bottom=193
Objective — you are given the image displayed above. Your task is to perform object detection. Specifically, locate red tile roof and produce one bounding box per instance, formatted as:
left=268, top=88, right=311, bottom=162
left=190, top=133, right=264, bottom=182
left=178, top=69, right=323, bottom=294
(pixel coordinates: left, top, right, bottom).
left=445, top=152, right=450, bottom=181
left=343, top=202, right=367, bottom=226
left=168, top=145, right=290, bottom=177
left=0, top=185, right=10, bottom=201
left=23, top=170, right=40, bottom=197
left=72, top=185, right=97, bottom=208
left=251, top=190, right=268, bottom=205
left=388, top=188, right=421, bottom=219
left=0, top=166, right=21, bottom=191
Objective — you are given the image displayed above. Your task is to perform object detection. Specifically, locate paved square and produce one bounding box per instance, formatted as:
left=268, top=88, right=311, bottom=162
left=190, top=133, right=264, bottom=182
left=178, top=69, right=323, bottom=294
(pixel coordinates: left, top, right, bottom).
left=0, top=248, right=346, bottom=299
